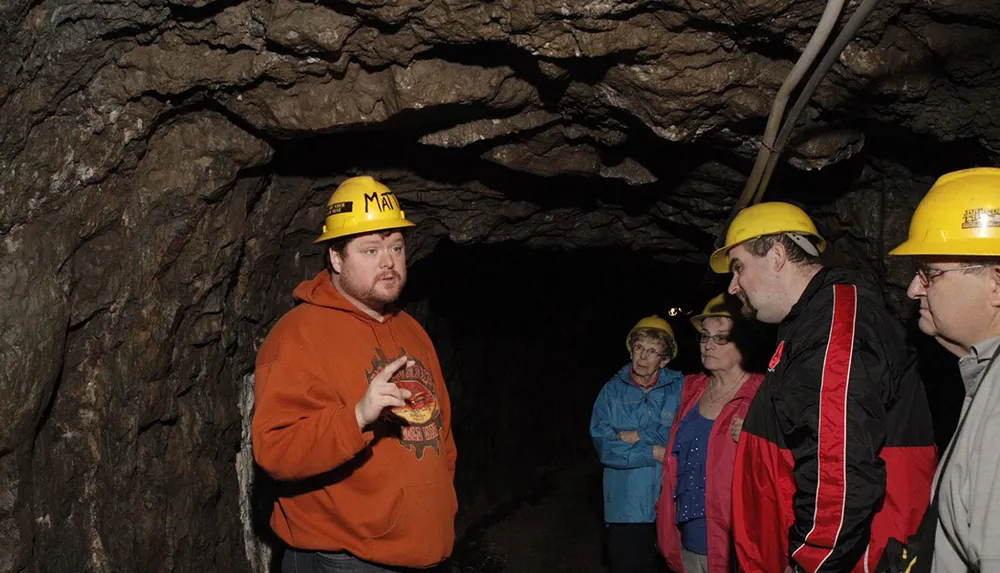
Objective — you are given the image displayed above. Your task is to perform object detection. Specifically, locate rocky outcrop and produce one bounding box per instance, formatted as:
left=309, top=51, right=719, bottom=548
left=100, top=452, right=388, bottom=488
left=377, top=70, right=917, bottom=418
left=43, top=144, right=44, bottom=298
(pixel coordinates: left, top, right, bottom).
left=1, top=0, right=998, bottom=571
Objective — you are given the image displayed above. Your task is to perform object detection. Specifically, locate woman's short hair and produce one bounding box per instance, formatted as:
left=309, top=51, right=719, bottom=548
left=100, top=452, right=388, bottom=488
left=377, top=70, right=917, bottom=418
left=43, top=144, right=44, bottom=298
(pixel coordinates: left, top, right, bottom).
left=629, top=327, right=676, bottom=360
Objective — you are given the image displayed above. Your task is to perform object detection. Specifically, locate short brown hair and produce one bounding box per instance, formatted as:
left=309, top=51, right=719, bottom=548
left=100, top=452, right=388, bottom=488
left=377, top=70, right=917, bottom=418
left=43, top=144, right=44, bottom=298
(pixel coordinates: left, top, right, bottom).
left=323, top=235, right=351, bottom=275
left=745, top=233, right=821, bottom=266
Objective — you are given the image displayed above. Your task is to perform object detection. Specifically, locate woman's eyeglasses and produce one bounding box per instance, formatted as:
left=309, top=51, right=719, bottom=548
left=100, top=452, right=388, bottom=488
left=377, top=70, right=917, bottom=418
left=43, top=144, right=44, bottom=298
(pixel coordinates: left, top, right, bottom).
left=632, top=345, right=665, bottom=358
left=699, top=333, right=732, bottom=346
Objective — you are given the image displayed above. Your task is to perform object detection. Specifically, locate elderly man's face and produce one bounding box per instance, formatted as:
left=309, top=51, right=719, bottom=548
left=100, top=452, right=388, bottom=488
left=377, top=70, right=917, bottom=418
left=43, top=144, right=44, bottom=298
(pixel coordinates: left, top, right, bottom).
left=906, top=259, right=999, bottom=349
left=631, top=335, right=669, bottom=377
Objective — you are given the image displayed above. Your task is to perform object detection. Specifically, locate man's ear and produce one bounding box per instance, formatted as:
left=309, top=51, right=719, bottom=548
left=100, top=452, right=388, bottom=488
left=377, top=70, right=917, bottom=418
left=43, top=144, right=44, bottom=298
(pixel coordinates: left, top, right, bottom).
left=769, top=240, right=787, bottom=272
left=988, top=264, right=1000, bottom=308
left=329, top=247, right=344, bottom=274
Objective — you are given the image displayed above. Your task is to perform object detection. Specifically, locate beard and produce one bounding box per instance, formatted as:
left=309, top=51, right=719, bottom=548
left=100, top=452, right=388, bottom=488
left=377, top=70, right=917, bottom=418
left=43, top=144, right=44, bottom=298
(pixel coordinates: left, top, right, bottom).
left=737, top=292, right=758, bottom=320
left=342, top=269, right=406, bottom=309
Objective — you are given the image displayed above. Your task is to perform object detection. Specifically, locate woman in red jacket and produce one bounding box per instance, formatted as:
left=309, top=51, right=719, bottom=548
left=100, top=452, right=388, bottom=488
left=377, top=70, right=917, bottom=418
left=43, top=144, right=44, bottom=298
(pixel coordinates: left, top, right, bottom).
left=655, top=294, right=764, bottom=573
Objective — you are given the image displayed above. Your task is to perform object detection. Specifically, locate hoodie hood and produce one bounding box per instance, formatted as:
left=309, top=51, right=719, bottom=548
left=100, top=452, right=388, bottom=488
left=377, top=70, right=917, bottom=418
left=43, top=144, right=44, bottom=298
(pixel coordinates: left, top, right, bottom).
left=293, top=270, right=399, bottom=323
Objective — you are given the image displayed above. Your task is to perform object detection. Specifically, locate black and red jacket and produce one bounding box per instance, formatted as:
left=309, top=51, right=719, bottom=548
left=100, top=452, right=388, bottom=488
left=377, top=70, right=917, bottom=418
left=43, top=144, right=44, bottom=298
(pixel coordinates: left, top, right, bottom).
left=732, top=267, right=938, bottom=573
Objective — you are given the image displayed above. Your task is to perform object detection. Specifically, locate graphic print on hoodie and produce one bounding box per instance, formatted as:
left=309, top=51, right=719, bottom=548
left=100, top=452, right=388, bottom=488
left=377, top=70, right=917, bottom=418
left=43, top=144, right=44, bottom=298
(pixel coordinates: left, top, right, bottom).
left=367, top=348, right=443, bottom=459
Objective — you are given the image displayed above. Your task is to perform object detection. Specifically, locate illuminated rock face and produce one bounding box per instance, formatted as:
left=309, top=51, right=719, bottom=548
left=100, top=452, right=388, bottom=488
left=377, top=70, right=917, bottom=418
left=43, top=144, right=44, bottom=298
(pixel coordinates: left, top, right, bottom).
left=0, top=0, right=995, bottom=570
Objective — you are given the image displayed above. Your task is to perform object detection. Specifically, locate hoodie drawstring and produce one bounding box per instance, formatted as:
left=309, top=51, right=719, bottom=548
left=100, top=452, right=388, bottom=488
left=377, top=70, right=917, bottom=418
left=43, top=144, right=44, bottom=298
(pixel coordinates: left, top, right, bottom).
left=367, top=312, right=405, bottom=361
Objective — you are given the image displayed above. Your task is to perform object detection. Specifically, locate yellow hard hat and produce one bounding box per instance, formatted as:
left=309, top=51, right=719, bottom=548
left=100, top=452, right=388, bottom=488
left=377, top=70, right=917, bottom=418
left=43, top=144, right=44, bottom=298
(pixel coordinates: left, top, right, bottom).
left=690, top=294, right=733, bottom=332
left=313, top=176, right=416, bottom=243
left=889, top=167, right=1000, bottom=256
left=709, top=202, right=826, bottom=273
left=625, top=315, right=678, bottom=360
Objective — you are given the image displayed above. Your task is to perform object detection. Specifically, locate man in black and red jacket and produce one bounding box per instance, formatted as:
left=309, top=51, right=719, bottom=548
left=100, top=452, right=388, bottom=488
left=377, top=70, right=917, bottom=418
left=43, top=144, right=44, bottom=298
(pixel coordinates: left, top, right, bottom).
left=708, top=201, right=938, bottom=573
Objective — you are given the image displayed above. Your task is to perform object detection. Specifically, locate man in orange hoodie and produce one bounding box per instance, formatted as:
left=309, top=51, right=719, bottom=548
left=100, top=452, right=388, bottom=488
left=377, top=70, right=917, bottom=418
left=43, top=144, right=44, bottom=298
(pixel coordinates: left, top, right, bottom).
left=252, top=176, right=458, bottom=573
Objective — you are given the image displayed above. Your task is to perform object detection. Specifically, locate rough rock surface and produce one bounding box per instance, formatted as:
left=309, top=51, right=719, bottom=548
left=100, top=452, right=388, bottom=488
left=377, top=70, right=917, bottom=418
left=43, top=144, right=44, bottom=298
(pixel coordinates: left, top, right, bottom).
left=1, top=0, right=998, bottom=571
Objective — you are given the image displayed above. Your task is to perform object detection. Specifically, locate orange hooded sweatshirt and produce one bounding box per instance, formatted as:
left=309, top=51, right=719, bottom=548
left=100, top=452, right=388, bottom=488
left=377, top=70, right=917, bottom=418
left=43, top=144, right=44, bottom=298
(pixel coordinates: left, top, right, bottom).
left=252, top=271, right=458, bottom=568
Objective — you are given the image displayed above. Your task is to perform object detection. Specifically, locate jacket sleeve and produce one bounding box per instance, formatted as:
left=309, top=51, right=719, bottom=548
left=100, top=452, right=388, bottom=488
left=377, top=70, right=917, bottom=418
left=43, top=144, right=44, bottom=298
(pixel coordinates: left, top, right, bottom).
left=975, top=415, right=1000, bottom=571
left=252, top=356, right=373, bottom=481
left=777, top=285, right=888, bottom=573
left=637, top=400, right=675, bottom=445
left=638, top=424, right=671, bottom=445
left=590, top=384, right=657, bottom=469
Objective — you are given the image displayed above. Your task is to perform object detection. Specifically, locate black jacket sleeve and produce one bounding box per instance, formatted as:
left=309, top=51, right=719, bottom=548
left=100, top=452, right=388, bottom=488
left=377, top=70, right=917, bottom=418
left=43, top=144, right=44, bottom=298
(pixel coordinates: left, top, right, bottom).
left=773, top=284, right=888, bottom=572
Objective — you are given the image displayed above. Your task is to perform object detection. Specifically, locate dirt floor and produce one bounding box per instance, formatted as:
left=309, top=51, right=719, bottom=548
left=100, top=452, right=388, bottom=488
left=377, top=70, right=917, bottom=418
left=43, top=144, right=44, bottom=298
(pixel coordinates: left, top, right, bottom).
left=449, top=459, right=616, bottom=573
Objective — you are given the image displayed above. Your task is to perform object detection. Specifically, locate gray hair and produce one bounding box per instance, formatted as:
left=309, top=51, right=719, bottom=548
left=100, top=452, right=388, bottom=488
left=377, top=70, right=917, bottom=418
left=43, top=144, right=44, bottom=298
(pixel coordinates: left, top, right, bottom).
left=629, top=328, right=676, bottom=359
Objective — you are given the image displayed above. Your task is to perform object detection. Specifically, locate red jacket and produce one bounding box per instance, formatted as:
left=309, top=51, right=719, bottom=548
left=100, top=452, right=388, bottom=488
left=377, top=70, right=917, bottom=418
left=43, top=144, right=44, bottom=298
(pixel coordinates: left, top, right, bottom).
left=732, top=269, right=937, bottom=572
left=656, top=372, right=764, bottom=573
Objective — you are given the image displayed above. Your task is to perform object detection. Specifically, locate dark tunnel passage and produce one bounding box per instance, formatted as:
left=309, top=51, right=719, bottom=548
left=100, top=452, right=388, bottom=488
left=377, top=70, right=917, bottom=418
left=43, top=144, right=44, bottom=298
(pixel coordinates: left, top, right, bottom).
left=5, top=1, right=999, bottom=570
left=246, top=235, right=966, bottom=573
left=402, top=244, right=965, bottom=573
left=400, top=243, right=716, bottom=518
left=251, top=239, right=776, bottom=573
left=393, top=243, right=766, bottom=573
left=234, top=99, right=973, bottom=572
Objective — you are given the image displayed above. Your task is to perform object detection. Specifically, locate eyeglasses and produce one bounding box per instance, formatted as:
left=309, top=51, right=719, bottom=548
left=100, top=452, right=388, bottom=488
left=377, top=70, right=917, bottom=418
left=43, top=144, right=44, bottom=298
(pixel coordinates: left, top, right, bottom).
left=699, top=333, right=732, bottom=346
left=915, top=264, right=988, bottom=288
left=632, top=345, right=665, bottom=358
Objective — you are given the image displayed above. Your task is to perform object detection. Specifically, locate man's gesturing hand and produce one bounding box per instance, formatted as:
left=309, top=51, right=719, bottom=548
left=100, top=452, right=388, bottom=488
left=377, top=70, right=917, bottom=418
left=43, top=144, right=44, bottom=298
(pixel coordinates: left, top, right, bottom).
left=355, top=355, right=414, bottom=429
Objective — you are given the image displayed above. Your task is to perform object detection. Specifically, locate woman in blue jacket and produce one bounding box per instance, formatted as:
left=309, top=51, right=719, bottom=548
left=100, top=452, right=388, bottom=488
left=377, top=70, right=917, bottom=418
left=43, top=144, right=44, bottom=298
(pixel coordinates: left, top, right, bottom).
left=590, top=315, right=685, bottom=573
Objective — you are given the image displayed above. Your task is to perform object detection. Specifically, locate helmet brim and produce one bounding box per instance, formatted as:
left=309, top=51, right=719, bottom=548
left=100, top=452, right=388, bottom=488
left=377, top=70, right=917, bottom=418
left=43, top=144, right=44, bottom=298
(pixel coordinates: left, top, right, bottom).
left=709, top=232, right=827, bottom=273
left=690, top=312, right=732, bottom=332
left=314, top=218, right=416, bottom=244
left=889, top=237, right=1000, bottom=257
left=709, top=245, right=734, bottom=274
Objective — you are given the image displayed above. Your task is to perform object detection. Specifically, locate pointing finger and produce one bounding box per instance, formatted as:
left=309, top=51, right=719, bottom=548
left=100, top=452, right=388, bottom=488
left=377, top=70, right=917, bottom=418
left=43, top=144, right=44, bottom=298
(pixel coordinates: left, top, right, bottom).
left=384, top=355, right=410, bottom=375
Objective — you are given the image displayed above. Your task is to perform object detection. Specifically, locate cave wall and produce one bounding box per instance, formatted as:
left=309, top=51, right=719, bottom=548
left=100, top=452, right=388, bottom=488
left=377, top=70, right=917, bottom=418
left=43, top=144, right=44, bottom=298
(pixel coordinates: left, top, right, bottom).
left=1, top=0, right=999, bottom=571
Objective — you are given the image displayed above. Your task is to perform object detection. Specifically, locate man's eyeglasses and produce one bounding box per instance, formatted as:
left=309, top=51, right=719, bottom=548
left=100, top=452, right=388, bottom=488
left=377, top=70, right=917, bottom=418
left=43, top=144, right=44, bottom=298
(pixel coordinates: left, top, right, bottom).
left=699, top=333, right=732, bottom=346
left=632, top=345, right=665, bottom=358
left=915, top=264, right=988, bottom=287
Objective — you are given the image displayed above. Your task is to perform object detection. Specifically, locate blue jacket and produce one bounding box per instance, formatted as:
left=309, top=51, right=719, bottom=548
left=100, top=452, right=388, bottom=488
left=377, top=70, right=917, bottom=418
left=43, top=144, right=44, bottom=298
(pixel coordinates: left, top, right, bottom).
left=590, top=364, right=684, bottom=523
